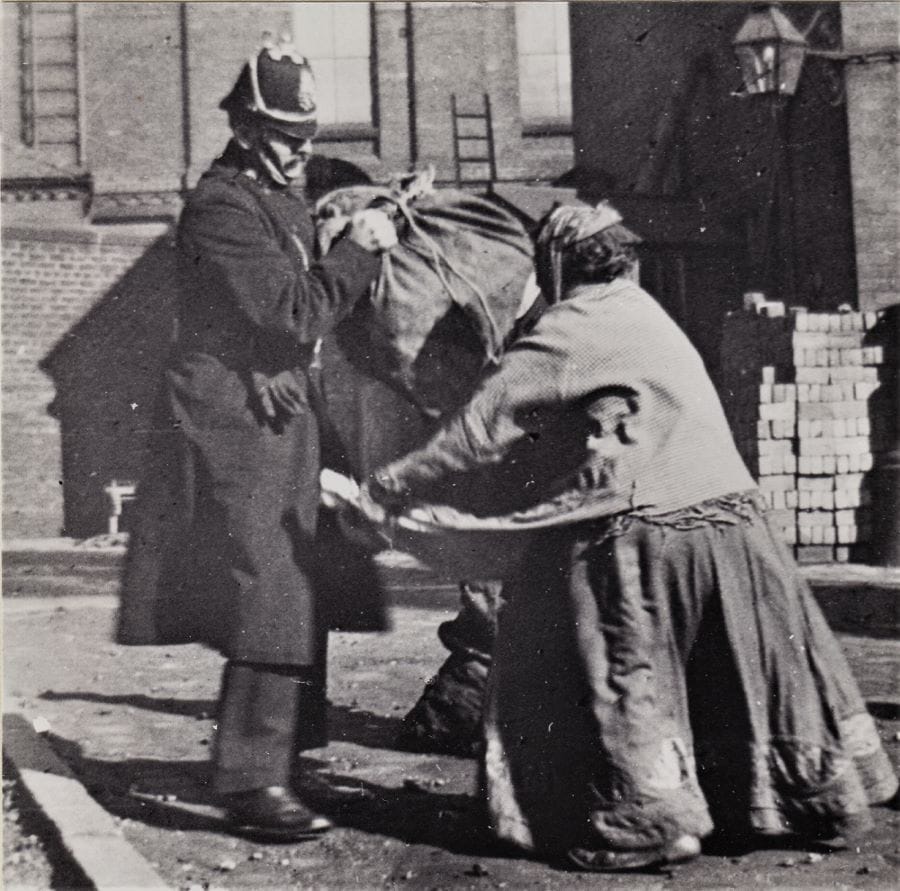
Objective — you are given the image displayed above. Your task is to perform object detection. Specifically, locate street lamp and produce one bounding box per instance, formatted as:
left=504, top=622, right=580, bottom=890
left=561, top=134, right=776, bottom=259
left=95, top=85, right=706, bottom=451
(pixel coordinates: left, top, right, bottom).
left=733, top=3, right=807, bottom=97
left=732, top=2, right=900, bottom=100
left=730, top=4, right=808, bottom=304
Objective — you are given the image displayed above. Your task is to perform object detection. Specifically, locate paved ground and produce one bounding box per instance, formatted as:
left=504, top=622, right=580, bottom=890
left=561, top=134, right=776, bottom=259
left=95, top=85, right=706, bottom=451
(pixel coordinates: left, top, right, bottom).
left=4, top=577, right=900, bottom=891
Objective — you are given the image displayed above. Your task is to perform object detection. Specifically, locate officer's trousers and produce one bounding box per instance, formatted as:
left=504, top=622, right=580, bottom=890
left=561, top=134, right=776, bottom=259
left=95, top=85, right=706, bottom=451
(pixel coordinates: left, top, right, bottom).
left=212, top=654, right=328, bottom=795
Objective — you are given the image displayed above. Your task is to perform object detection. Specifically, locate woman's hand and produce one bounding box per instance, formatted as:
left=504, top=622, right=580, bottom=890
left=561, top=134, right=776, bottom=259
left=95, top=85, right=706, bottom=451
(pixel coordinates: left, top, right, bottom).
left=336, top=489, right=392, bottom=551
left=364, top=469, right=413, bottom=516
left=357, top=481, right=389, bottom=525
left=320, top=469, right=392, bottom=550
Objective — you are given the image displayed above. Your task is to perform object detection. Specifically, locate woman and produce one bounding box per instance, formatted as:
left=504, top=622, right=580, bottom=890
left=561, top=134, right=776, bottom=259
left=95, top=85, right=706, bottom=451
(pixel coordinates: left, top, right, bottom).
left=359, top=204, right=898, bottom=870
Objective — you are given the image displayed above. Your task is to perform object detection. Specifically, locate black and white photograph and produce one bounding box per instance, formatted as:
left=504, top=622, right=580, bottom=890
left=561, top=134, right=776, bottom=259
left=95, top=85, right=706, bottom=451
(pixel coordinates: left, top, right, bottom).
left=2, top=1, right=899, bottom=887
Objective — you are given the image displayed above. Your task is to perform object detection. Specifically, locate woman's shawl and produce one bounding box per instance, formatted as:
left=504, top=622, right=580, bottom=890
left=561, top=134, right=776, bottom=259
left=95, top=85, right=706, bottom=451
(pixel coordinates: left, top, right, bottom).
left=374, top=279, right=757, bottom=530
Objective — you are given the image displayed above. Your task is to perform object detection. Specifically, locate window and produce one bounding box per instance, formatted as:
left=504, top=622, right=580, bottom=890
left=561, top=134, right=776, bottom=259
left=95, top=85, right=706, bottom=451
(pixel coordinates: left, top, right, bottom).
left=291, top=2, right=373, bottom=129
left=515, top=1, right=571, bottom=131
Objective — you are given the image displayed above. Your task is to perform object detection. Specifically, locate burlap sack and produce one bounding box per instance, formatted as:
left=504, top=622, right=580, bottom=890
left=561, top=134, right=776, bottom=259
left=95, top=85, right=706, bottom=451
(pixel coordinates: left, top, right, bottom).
left=315, top=173, right=534, bottom=418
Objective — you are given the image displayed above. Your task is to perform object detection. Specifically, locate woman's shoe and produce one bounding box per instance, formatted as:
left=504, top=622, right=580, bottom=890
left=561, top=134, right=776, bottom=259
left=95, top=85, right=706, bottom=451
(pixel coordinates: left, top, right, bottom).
left=568, top=833, right=701, bottom=872
left=223, top=786, right=333, bottom=841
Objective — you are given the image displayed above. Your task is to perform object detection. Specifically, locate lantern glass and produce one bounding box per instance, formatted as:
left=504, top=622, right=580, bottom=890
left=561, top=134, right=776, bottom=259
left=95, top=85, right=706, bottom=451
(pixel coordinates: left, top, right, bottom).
left=778, top=40, right=806, bottom=96
left=735, top=41, right=777, bottom=94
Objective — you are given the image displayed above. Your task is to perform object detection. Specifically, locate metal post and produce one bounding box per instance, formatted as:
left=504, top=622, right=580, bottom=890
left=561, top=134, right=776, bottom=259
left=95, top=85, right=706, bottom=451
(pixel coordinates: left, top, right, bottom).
left=772, top=97, right=799, bottom=303
left=179, top=1, right=192, bottom=191
left=74, top=1, right=86, bottom=168
left=872, top=306, right=900, bottom=565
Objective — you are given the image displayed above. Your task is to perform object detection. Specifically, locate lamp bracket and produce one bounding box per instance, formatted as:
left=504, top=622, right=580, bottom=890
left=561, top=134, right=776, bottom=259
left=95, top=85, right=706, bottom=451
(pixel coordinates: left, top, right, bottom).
left=800, top=7, right=899, bottom=66
left=807, top=47, right=900, bottom=66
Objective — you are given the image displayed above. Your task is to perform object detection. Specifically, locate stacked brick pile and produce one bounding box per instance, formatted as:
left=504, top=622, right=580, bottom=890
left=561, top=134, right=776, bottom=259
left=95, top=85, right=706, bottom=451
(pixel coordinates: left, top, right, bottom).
left=719, top=303, right=892, bottom=563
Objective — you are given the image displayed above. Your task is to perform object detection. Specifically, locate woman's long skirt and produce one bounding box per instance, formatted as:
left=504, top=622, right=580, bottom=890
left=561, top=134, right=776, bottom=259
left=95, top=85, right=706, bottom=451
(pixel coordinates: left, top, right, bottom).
left=482, top=494, right=897, bottom=857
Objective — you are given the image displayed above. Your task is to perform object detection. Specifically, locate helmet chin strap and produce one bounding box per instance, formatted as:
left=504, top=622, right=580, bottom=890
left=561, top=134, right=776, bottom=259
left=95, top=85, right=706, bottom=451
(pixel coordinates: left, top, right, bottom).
left=232, top=122, right=291, bottom=188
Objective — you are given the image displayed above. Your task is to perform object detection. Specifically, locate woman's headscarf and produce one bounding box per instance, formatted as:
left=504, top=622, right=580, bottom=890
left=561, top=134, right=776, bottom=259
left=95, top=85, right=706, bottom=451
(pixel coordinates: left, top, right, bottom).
left=536, top=202, right=623, bottom=304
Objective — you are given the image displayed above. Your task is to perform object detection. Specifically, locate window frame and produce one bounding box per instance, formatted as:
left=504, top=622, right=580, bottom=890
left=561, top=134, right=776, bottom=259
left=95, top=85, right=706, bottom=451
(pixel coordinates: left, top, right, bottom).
left=290, top=1, right=378, bottom=139
left=514, top=1, right=573, bottom=137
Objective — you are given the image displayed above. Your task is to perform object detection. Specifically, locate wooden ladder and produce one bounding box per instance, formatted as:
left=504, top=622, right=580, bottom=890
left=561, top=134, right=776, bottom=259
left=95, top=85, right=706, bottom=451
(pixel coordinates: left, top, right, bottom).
left=451, top=93, right=497, bottom=189
left=18, top=2, right=82, bottom=169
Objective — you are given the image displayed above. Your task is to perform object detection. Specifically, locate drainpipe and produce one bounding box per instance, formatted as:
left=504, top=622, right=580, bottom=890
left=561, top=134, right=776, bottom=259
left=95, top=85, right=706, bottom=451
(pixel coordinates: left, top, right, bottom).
left=872, top=306, right=900, bottom=566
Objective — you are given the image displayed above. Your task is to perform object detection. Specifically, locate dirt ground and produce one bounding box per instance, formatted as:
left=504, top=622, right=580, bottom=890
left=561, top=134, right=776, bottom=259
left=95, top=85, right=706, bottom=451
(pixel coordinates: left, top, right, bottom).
left=3, top=594, right=900, bottom=890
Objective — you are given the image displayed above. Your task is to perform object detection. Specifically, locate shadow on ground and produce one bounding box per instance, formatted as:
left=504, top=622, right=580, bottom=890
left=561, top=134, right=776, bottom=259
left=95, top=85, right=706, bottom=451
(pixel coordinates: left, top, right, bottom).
left=39, top=690, right=216, bottom=719
left=38, top=691, right=409, bottom=752
left=867, top=701, right=900, bottom=721
left=44, top=734, right=495, bottom=856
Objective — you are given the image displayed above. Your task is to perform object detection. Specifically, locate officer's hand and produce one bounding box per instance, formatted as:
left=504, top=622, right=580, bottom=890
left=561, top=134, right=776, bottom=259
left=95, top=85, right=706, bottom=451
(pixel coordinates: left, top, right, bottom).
left=316, top=213, right=350, bottom=257
left=258, top=369, right=306, bottom=419
left=348, top=209, right=398, bottom=253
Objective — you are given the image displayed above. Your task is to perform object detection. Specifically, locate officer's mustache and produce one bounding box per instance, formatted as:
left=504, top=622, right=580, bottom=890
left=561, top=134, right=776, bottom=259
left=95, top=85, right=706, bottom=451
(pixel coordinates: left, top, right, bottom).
left=232, top=123, right=305, bottom=187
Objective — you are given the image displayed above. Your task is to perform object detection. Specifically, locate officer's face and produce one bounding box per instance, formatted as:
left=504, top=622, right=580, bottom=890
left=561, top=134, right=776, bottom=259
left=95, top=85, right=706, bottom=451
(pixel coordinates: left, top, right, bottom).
left=264, top=129, right=313, bottom=181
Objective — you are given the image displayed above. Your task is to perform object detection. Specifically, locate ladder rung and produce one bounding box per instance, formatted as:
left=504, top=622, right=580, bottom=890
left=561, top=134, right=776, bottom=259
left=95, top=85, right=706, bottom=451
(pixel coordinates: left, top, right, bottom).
left=452, top=93, right=495, bottom=187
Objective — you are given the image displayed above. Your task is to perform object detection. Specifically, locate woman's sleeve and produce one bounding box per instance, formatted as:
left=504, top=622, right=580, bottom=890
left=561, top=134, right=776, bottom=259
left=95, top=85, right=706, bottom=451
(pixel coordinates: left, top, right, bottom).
left=179, top=185, right=381, bottom=344
left=375, top=318, right=573, bottom=500
left=374, top=294, right=668, bottom=509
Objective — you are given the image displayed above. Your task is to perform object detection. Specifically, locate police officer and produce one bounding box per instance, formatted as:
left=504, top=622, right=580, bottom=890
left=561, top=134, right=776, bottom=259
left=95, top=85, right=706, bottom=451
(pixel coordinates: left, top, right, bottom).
left=119, top=37, right=396, bottom=839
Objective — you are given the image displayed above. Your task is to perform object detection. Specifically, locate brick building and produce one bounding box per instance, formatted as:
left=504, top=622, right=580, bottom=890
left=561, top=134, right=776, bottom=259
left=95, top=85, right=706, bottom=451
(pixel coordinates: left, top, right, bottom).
left=2, top=2, right=897, bottom=555
left=2, top=1, right=575, bottom=537
left=566, top=1, right=899, bottom=563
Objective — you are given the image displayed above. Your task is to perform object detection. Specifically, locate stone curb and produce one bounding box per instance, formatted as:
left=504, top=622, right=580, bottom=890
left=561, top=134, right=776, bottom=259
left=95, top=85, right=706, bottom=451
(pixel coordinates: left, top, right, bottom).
left=3, top=540, right=899, bottom=635
left=5, top=546, right=898, bottom=626
left=2, top=712, right=170, bottom=890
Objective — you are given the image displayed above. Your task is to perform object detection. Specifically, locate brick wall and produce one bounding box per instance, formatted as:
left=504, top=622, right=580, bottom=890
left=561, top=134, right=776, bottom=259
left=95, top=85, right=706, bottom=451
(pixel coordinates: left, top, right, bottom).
left=3, top=2, right=573, bottom=201
left=0, top=217, right=436, bottom=541
left=719, top=304, right=896, bottom=563
left=81, top=2, right=187, bottom=195
left=2, top=225, right=174, bottom=537
left=405, top=2, right=572, bottom=184
left=842, top=2, right=900, bottom=311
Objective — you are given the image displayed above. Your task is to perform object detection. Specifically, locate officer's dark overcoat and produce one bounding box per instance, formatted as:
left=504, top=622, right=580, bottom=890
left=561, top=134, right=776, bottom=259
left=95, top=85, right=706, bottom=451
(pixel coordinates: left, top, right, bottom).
left=117, top=143, right=381, bottom=665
